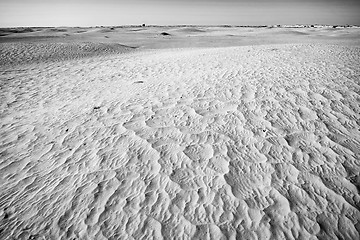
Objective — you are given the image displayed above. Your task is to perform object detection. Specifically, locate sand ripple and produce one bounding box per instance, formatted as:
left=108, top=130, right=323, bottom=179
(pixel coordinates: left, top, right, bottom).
left=0, top=44, right=359, bottom=239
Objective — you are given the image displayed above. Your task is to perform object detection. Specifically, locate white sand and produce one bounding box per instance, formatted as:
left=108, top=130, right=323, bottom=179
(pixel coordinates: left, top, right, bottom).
left=0, top=28, right=360, bottom=239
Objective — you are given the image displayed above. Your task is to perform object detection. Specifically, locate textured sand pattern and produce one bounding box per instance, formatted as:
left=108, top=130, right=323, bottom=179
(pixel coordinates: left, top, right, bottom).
left=0, top=42, right=133, bottom=66
left=0, top=44, right=360, bottom=239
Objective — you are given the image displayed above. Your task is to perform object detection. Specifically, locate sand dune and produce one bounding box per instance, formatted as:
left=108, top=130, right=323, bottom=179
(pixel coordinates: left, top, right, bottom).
left=0, top=27, right=360, bottom=239
left=0, top=42, right=134, bottom=66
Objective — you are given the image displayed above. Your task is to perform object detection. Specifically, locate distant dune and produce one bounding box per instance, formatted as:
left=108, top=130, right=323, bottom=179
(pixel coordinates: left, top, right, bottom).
left=175, top=27, right=207, bottom=33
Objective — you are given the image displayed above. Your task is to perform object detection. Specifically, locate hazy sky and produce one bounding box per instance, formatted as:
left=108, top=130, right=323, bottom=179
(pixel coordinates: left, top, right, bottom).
left=1, top=0, right=359, bottom=27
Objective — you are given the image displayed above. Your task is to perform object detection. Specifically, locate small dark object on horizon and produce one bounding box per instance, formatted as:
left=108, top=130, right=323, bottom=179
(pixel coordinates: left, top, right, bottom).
left=160, top=32, right=171, bottom=36
left=142, top=24, right=146, bottom=27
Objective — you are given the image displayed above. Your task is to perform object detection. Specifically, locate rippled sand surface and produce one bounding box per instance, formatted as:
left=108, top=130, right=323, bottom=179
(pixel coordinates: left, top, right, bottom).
left=0, top=27, right=360, bottom=239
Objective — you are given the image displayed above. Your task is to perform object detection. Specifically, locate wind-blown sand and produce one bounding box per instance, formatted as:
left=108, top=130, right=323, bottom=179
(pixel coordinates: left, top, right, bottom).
left=0, top=27, right=360, bottom=239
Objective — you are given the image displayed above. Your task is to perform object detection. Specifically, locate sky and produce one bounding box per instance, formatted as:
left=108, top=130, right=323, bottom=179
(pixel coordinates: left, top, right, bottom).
left=0, top=0, right=359, bottom=27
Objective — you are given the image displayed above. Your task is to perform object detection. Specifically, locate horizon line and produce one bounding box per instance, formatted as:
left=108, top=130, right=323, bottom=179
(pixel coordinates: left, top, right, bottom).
left=1, top=24, right=359, bottom=29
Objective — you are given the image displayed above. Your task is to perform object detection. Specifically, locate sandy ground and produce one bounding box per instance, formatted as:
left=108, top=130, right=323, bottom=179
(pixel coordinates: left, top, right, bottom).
left=0, top=26, right=360, bottom=239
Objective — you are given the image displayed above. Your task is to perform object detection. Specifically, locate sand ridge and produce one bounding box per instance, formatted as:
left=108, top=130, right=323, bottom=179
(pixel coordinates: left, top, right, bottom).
left=1, top=26, right=360, bottom=49
left=0, top=42, right=134, bottom=66
left=0, top=42, right=360, bottom=239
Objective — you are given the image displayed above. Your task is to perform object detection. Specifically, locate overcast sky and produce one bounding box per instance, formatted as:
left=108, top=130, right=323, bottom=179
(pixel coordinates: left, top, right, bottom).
left=1, top=0, right=359, bottom=27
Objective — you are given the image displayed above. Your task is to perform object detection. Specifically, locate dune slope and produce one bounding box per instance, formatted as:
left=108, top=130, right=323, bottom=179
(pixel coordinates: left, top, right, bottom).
left=0, top=43, right=360, bottom=239
left=0, top=42, right=134, bottom=66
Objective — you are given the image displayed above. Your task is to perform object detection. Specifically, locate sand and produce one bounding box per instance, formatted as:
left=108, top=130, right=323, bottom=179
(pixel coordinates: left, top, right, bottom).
left=0, top=26, right=360, bottom=239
